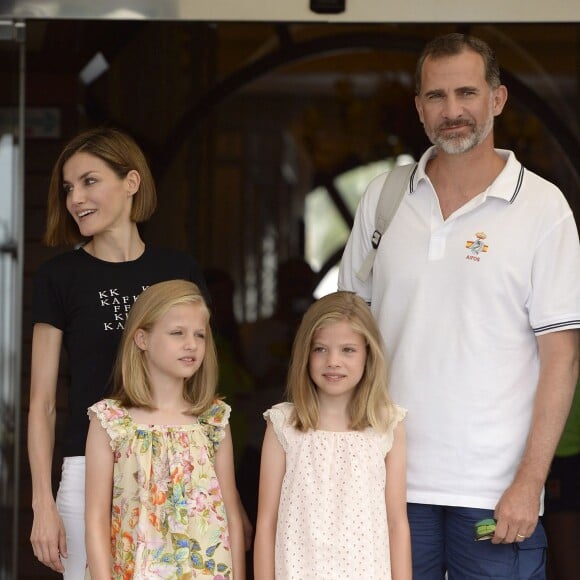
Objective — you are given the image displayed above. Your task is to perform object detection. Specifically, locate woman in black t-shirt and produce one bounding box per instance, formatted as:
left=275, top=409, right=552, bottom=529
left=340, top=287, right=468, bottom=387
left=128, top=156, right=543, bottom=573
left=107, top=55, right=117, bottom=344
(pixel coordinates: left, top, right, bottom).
left=28, top=128, right=208, bottom=577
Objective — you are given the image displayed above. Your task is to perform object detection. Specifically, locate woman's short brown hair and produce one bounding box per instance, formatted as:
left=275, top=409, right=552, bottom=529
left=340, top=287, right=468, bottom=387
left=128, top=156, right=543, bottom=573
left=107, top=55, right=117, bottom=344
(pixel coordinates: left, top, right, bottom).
left=44, top=127, right=157, bottom=246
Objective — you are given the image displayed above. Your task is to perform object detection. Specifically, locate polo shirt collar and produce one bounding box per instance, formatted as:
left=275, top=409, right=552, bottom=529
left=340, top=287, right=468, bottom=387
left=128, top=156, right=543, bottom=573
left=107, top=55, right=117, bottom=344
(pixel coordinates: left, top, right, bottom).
left=410, top=146, right=525, bottom=204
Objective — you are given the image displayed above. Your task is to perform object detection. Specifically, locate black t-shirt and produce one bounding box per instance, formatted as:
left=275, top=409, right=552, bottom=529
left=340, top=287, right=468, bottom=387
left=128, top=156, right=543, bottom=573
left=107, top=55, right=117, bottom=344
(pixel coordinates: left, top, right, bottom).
left=31, top=246, right=208, bottom=456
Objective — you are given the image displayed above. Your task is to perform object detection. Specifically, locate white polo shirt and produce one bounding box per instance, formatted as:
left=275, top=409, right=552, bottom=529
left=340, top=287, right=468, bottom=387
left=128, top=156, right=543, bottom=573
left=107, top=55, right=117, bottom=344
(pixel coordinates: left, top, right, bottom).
left=339, top=147, right=580, bottom=511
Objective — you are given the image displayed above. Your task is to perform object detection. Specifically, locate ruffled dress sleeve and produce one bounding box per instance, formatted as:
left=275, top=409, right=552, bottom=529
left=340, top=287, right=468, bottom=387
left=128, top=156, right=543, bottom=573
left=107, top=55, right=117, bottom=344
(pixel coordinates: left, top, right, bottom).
left=87, top=398, right=132, bottom=450
left=198, top=399, right=231, bottom=453
left=379, top=404, right=407, bottom=456
left=263, top=402, right=294, bottom=452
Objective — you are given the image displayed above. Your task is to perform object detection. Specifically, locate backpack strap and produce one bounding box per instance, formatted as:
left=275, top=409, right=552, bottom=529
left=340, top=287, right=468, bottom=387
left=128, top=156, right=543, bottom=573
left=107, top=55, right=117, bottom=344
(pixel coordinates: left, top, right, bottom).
left=355, top=163, right=417, bottom=282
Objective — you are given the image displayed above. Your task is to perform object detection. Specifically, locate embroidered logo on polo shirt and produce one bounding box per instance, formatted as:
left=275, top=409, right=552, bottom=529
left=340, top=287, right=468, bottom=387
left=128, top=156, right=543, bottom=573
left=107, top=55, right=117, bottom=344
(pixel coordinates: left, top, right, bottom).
left=465, top=232, right=488, bottom=262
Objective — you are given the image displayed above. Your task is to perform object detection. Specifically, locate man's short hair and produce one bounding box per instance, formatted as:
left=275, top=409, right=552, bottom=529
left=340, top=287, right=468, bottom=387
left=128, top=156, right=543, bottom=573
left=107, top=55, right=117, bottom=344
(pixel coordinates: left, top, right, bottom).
left=415, top=33, right=501, bottom=94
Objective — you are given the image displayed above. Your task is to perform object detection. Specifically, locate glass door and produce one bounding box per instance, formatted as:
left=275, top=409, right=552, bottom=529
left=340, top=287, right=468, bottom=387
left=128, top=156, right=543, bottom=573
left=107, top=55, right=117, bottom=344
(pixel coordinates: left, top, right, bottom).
left=0, top=19, right=25, bottom=580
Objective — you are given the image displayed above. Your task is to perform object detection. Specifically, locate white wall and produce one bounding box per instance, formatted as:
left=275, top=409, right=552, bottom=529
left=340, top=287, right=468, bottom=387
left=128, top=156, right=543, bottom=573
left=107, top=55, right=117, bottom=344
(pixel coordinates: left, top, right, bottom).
left=2, top=0, right=579, bottom=22
left=176, top=0, right=580, bottom=23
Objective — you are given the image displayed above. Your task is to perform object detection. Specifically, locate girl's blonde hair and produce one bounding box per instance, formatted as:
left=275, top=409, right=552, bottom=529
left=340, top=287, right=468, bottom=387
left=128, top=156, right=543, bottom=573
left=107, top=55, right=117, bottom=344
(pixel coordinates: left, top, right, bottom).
left=112, top=279, right=218, bottom=415
left=288, top=291, right=395, bottom=432
left=44, top=127, right=157, bottom=246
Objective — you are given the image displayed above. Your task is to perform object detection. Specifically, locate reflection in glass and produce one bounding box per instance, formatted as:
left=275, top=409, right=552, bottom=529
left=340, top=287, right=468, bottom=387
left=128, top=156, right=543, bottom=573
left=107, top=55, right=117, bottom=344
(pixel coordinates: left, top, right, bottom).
left=307, top=155, right=415, bottom=298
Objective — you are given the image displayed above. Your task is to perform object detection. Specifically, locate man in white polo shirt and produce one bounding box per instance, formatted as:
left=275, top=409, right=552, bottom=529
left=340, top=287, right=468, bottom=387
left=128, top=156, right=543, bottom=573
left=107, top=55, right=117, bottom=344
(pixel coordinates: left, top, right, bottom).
left=339, top=33, right=580, bottom=579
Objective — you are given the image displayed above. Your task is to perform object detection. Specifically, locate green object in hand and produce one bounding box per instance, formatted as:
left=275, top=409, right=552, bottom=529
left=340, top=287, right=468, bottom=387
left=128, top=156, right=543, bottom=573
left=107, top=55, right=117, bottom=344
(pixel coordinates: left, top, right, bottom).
left=474, top=518, right=496, bottom=541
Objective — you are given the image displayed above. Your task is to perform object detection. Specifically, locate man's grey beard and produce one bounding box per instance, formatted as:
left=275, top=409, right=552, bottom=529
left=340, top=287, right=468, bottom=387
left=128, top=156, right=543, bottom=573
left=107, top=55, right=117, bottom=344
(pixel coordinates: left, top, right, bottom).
left=433, top=113, right=494, bottom=154
left=427, top=94, right=496, bottom=155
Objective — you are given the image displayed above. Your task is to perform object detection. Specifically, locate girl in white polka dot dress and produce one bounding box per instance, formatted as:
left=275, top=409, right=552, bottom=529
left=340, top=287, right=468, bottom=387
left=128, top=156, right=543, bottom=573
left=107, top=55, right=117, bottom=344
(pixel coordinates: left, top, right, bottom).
left=254, top=291, right=411, bottom=580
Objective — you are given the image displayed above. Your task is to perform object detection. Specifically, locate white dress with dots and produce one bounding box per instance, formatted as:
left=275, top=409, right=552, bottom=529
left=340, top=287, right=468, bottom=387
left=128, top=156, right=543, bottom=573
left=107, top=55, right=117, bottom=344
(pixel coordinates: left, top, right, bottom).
left=264, top=401, right=406, bottom=580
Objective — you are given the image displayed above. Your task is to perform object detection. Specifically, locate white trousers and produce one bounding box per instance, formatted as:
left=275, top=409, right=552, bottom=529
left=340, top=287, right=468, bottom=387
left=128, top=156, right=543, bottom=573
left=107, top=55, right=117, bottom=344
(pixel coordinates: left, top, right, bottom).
left=55, top=456, right=87, bottom=580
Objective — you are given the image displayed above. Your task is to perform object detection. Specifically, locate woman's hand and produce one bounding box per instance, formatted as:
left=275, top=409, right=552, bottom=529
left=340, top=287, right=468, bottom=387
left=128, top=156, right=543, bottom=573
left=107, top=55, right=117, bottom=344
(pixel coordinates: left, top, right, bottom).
left=30, top=501, right=67, bottom=573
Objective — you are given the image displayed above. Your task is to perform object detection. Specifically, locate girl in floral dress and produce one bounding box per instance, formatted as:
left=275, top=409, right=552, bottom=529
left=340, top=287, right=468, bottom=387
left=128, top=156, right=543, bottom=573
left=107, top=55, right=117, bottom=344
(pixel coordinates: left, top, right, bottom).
left=254, top=291, right=411, bottom=580
left=85, top=280, right=245, bottom=579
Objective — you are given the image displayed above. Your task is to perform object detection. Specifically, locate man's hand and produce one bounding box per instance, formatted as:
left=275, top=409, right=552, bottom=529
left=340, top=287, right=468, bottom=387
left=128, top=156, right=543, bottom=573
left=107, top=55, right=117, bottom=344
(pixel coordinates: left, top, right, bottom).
left=492, top=479, right=541, bottom=544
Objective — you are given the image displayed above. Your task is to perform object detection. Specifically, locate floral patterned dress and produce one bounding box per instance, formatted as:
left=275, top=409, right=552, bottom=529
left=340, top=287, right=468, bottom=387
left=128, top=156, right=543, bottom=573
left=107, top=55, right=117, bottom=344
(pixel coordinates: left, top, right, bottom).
left=88, top=398, right=233, bottom=579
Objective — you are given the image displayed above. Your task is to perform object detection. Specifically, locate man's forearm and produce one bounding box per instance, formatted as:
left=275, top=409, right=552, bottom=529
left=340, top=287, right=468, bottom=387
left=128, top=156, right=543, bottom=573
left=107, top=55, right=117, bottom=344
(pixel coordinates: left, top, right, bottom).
left=513, top=329, right=579, bottom=488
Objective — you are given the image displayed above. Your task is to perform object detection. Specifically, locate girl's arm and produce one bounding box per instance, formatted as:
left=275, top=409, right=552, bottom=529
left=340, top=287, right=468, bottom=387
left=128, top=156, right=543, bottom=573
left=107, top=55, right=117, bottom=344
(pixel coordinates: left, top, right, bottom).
left=28, top=323, right=67, bottom=573
left=253, top=421, right=285, bottom=580
left=85, top=415, right=114, bottom=580
left=385, top=421, right=412, bottom=580
left=239, top=493, right=254, bottom=551
left=215, top=425, right=246, bottom=580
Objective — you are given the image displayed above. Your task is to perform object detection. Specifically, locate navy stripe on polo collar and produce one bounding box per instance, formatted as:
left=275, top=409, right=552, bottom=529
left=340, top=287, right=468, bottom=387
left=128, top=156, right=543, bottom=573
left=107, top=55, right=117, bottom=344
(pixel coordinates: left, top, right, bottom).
left=410, top=146, right=524, bottom=204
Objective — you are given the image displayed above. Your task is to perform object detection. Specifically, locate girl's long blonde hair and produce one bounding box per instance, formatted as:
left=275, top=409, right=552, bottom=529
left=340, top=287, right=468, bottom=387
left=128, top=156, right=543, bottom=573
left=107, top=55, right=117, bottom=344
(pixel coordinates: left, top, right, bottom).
left=111, top=279, right=218, bottom=415
left=288, top=291, right=395, bottom=432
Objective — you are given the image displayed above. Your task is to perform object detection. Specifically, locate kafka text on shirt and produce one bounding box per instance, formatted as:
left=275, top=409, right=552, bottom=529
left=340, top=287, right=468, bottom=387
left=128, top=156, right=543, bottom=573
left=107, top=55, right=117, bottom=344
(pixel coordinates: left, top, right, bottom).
left=99, top=286, right=148, bottom=331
